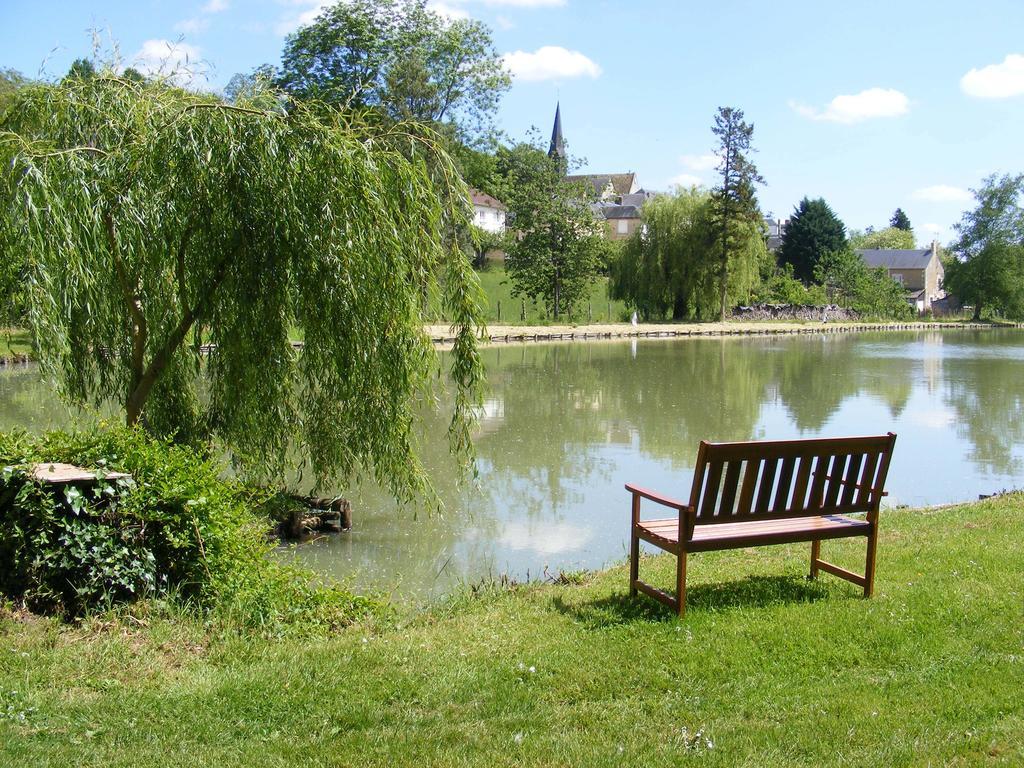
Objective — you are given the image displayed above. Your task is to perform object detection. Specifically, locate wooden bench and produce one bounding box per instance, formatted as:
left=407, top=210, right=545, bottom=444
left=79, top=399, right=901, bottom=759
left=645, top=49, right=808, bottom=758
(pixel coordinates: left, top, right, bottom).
left=626, top=433, right=897, bottom=616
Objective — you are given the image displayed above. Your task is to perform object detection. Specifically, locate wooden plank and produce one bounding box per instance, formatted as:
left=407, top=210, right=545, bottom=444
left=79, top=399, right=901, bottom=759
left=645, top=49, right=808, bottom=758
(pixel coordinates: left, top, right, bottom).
left=687, top=516, right=870, bottom=552
left=773, top=456, right=796, bottom=512
left=736, top=458, right=761, bottom=516
left=841, top=453, right=864, bottom=506
left=689, top=514, right=868, bottom=540
left=857, top=452, right=880, bottom=506
left=823, top=455, right=848, bottom=509
left=791, top=455, right=813, bottom=512
left=699, top=461, right=724, bottom=520
left=755, top=458, right=778, bottom=514
left=30, top=463, right=130, bottom=484
left=701, top=434, right=895, bottom=463
left=718, top=461, right=743, bottom=518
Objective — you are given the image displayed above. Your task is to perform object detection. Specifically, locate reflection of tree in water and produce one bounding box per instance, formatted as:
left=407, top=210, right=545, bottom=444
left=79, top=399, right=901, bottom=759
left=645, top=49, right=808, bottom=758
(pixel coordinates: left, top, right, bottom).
left=475, top=344, right=616, bottom=519
left=943, top=355, right=1024, bottom=476
left=587, top=339, right=772, bottom=466
left=474, top=338, right=775, bottom=487
left=770, top=335, right=915, bottom=430
left=0, top=366, right=104, bottom=432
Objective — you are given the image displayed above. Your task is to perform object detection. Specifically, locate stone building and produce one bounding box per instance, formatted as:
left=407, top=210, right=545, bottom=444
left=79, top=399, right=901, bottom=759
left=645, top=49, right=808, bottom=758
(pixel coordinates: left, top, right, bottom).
left=855, top=241, right=945, bottom=312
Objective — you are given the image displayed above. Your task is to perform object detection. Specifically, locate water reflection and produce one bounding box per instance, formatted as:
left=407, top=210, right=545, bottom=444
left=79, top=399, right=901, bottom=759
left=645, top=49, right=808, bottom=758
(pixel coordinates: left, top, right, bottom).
left=2, top=330, right=1024, bottom=600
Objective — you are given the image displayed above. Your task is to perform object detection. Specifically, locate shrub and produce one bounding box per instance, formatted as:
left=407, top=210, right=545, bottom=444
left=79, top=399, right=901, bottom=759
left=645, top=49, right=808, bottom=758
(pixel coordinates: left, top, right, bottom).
left=0, top=427, right=386, bottom=633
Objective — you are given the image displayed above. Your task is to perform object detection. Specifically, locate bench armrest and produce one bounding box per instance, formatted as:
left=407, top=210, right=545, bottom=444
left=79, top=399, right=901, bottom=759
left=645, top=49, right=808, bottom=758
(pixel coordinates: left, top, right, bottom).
left=625, top=483, right=690, bottom=511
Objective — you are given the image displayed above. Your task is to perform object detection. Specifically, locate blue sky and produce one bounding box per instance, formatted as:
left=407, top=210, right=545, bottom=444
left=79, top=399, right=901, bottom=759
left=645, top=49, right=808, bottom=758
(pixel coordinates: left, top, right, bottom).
left=3, top=0, right=1023, bottom=245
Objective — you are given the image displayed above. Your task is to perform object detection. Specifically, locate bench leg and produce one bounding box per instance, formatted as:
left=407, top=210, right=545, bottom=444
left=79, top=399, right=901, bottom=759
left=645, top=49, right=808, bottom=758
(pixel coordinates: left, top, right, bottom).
left=675, top=550, right=687, bottom=618
left=809, top=539, right=821, bottom=579
left=629, top=528, right=639, bottom=597
left=864, top=525, right=878, bottom=598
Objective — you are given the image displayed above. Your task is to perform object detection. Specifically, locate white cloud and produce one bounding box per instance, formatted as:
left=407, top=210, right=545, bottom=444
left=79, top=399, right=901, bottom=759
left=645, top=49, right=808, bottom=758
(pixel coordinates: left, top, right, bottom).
left=960, top=53, right=1024, bottom=99
left=495, top=14, right=514, bottom=29
left=669, top=173, right=704, bottom=188
left=791, top=87, right=909, bottom=124
left=427, top=1, right=471, bottom=20
left=502, top=46, right=600, bottom=81
left=174, top=17, right=210, bottom=34
left=275, top=0, right=331, bottom=36
left=132, top=39, right=207, bottom=88
left=679, top=153, right=719, bottom=172
left=202, top=0, right=230, bottom=12
left=912, top=185, right=972, bottom=203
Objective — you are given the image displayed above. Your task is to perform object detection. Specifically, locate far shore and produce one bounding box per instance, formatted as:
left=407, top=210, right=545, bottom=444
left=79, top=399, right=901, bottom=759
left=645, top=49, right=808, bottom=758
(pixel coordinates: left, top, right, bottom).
left=427, top=318, right=1024, bottom=346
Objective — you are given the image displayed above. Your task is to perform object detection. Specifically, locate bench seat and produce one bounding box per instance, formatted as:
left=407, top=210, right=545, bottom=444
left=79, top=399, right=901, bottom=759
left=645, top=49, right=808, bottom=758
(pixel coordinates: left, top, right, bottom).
left=638, top=514, right=870, bottom=553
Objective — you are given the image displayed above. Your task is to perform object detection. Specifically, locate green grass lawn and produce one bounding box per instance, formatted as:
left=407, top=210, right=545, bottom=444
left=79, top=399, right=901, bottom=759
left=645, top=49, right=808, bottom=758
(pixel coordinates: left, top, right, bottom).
left=432, top=264, right=630, bottom=325
left=2, top=496, right=1023, bottom=766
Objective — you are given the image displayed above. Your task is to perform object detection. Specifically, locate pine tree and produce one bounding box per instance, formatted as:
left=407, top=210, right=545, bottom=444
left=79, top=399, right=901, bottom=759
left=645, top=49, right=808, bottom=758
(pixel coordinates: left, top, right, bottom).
left=778, top=197, right=847, bottom=282
left=710, top=107, right=765, bottom=321
left=890, top=208, right=912, bottom=231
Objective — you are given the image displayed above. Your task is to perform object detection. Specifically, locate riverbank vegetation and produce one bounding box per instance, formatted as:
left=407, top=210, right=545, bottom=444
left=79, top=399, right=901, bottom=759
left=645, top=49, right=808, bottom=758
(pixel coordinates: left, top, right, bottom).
left=1, top=494, right=1021, bottom=765
left=0, top=428, right=385, bottom=632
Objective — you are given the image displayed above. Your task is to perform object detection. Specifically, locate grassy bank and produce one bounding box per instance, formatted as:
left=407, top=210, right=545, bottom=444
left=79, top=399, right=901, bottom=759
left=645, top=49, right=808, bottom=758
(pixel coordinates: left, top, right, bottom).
left=0, top=328, right=31, bottom=361
left=2, top=495, right=1023, bottom=766
left=433, top=265, right=629, bottom=325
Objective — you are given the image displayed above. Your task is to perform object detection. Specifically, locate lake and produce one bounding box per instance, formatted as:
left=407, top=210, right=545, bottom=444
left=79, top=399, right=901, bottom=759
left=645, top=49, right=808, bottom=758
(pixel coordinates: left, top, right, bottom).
left=3, top=329, right=1023, bottom=602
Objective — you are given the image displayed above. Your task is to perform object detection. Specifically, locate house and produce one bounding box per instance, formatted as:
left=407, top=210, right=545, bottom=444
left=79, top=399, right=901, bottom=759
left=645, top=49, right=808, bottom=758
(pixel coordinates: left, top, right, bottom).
left=547, top=103, right=651, bottom=241
left=855, top=241, right=945, bottom=312
left=591, top=190, right=656, bottom=240
left=764, top=217, right=787, bottom=251
left=469, top=188, right=506, bottom=234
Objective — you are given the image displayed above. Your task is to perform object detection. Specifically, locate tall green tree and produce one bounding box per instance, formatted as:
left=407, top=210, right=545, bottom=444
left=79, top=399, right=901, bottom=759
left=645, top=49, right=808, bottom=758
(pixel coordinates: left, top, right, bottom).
left=944, top=173, right=1024, bottom=320
left=278, top=0, right=509, bottom=142
left=0, top=72, right=484, bottom=499
left=890, top=208, right=912, bottom=231
left=499, top=142, right=604, bottom=319
left=849, top=226, right=916, bottom=250
left=778, top=197, right=847, bottom=282
left=65, top=58, right=96, bottom=81
left=710, top=106, right=765, bottom=320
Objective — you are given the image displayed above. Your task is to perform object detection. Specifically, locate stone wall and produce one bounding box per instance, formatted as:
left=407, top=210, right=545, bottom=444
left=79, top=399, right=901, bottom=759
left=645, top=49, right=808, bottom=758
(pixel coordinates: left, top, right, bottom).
left=732, top=304, right=860, bottom=321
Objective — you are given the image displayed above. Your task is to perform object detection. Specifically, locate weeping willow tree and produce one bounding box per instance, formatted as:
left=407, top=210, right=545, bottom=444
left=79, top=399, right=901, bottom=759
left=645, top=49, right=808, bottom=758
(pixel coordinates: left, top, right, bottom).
left=609, top=186, right=764, bottom=321
left=0, top=73, right=484, bottom=499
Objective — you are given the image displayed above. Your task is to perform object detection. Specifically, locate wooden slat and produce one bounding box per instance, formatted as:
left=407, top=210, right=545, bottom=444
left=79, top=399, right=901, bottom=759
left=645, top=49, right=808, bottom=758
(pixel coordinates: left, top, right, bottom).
left=791, top=455, right=813, bottom=512
left=808, top=455, right=828, bottom=509
left=755, top=458, right=778, bottom=513
left=686, top=514, right=870, bottom=552
left=736, top=458, right=761, bottom=516
left=700, top=434, right=895, bottom=463
left=841, top=453, right=864, bottom=506
left=773, top=456, right=796, bottom=511
left=823, top=454, right=847, bottom=509
left=718, top=461, right=743, bottom=518
left=699, top=461, right=724, bottom=520
left=857, top=452, right=880, bottom=506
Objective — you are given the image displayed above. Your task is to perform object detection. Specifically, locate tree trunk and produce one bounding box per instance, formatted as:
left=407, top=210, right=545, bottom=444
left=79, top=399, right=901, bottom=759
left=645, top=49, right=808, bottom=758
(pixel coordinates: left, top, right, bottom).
left=672, top=294, right=688, bottom=321
left=973, top=302, right=982, bottom=321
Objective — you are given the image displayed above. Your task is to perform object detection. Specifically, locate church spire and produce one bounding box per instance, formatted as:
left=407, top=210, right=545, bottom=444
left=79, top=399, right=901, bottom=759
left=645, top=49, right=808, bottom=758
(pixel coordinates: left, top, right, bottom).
left=548, top=102, right=566, bottom=169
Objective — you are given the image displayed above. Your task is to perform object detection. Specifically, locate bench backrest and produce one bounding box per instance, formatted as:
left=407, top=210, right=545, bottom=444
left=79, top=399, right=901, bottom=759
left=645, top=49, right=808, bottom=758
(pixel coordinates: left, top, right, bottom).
left=686, top=433, right=897, bottom=525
